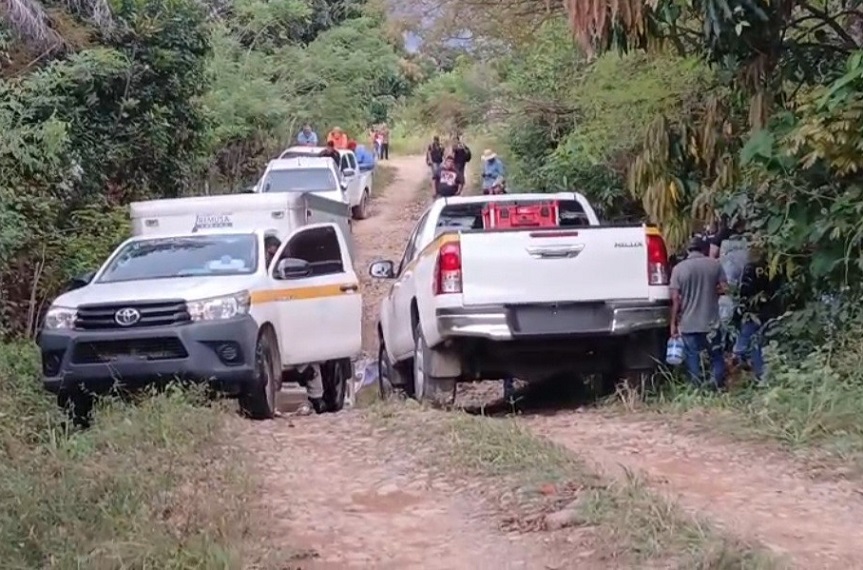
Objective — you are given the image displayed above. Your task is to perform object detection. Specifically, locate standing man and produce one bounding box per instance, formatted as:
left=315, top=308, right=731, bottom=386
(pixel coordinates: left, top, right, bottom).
left=670, top=235, right=728, bottom=389
left=426, top=136, right=444, bottom=178
left=451, top=136, right=472, bottom=176
left=432, top=155, right=464, bottom=198
left=296, top=123, right=318, bottom=146
left=379, top=123, right=390, bottom=160
left=733, top=246, right=781, bottom=385
left=711, top=216, right=750, bottom=348
left=481, top=149, right=505, bottom=192
left=373, top=126, right=383, bottom=158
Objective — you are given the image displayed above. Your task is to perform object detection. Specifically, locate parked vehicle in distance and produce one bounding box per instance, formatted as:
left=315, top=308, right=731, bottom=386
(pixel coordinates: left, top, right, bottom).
left=39, top=193, right=361, bottom=422
left=278, top=146, right=374, bottom=220
left=369, top=192, right=671, bottom=405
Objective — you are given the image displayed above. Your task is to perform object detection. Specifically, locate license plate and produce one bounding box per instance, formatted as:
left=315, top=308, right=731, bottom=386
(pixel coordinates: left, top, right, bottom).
left=509, top=304, right=611, bottom=336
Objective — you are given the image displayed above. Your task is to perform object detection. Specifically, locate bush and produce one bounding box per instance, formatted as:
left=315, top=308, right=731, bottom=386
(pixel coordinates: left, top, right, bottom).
left=0, top=342, right=250, bottom=568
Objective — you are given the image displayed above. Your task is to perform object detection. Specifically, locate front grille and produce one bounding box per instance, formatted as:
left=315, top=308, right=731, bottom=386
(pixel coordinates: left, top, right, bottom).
left=72, top=337, right=188, bottom=364
left=75, top=300, right=190, bottom=330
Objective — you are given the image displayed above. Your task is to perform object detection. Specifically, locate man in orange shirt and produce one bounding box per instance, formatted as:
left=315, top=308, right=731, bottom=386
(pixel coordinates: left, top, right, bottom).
left=326, top=127, right=349, bottom=150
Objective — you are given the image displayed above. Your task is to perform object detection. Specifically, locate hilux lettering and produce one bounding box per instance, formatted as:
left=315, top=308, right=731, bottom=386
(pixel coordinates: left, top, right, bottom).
left=614, top=241, right=642, bottom=248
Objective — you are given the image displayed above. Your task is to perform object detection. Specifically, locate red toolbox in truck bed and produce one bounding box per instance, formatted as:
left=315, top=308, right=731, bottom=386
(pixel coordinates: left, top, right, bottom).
left=482, top=201, right=560, bottom=229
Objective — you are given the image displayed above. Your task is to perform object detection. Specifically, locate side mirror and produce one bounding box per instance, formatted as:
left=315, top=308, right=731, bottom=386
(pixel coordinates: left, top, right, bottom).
left=369, top=260, right=396, bottom=279
left=343, top=168, right=356, bottom=178
left=276, top=258, right=311, bottom=280
left=68, top=270, right=96, bottom=291
left=244, top=185, right=257, bottom=194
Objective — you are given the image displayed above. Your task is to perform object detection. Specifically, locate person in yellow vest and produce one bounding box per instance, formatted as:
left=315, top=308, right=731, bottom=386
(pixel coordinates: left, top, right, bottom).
left=326, top=126, right=349, bottom=150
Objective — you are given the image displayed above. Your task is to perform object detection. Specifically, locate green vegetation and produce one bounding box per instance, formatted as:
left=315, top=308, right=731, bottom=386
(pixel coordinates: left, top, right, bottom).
left=393, top=0, right=863, bottom=467
left=0, top=0, right=420, bottom=338
left=0, top=342, right=251, bottom=567
left=368, top=402, right=778, bottom=568
left=0, top=0, right=420, bottom=565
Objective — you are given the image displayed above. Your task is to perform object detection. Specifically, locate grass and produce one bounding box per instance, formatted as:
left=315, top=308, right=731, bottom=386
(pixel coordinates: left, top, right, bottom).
left=618, top=335, right=863, bottom=476
left=0, top=342, right=252, bottom=569
left=389, top=123, right=433, bottom=155
left=373, top=163, right=396, bottom=195
left=366, top=401, right=781, bottom=569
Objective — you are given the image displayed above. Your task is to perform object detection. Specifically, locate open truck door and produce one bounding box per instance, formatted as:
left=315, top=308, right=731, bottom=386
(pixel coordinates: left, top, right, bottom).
left=264, top=223, right=362, bottom=365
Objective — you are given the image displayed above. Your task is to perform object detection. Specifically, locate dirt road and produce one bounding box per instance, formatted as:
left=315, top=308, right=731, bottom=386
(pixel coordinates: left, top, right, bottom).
left=235, top=156, right=863, bottom=569
left=522, top=408, right=863, bottom=568
left=235, top=156, right=576, bottom=570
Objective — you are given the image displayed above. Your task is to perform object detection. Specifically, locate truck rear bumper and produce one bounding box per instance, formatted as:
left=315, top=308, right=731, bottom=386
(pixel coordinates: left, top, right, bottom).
left=436, top=301, right=669, bottom=341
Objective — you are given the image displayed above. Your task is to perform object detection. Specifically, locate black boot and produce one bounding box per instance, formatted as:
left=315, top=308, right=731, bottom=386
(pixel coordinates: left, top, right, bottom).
left=309, top=397, right=327, bottom=414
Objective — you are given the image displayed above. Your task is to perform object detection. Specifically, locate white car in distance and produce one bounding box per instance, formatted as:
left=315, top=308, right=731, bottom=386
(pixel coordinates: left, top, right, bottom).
left=254, top=157, right=347, bottom=205
left=278, top=146, right=373, bottom=220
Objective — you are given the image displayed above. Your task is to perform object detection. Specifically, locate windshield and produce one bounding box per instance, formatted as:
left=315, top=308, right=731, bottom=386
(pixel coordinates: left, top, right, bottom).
left=98, top=234, right=258, bottom=283
left=261, top=168, right=338, bottom=193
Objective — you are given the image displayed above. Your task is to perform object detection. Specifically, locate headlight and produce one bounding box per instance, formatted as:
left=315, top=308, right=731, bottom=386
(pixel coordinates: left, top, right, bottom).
left=187, top=291, right=251, bottom=321
left=44, top=306, right=77, bottom=329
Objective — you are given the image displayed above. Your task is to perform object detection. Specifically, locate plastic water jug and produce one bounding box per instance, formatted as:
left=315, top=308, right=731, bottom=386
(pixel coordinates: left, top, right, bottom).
left=666, top=337, right=685, bottom=366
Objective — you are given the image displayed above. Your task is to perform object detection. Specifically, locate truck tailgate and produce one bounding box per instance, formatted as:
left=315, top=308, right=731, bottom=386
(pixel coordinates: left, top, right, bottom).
left=459, top=227, right=651, bottom=306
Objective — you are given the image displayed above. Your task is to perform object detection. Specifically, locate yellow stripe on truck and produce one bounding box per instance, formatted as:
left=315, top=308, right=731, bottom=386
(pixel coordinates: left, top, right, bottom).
left=250, top=283, right=357, bottom=305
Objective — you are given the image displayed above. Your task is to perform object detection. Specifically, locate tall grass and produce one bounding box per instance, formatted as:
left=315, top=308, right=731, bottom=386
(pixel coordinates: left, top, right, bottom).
left=637, top=318, right=863, bottom=472
left=0, top=342, right=252, bottom=569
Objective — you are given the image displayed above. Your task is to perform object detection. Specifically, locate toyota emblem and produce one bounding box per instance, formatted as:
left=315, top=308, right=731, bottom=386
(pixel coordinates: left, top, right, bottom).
left=114, top=307, right=141, bottom=327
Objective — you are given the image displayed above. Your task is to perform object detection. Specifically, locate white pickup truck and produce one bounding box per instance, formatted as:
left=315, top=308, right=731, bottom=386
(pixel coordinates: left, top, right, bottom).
left=278, top=146, right=374, bottom=220
left=369, top=193, right=671, bottom=405
left=39, top=194, right=362, bottom=422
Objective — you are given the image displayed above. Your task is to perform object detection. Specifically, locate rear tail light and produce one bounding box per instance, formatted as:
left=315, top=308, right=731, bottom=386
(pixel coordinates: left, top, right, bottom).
left=433, top=242, right=462, bottom=295
left=646, top=232, right=669, bottom=286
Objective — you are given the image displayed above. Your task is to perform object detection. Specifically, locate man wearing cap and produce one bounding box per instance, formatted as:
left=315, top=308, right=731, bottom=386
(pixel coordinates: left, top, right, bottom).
left=481, top=149, right=505, bottom=192
left=670, top=234, right=728, bottom=389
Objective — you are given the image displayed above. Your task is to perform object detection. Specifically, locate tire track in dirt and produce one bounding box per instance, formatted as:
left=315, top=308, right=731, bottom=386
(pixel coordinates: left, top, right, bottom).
left=521, top=409, right=863, bottom=568
left=238, top=156, right=575, bottom=570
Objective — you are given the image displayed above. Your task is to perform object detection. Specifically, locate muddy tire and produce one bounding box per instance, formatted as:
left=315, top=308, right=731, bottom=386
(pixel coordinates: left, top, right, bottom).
left=412, top=323, right=455, bottom=407
left=239, top=332, right=278, bottom=420
left=378, top=335, right=410, bottom=400
left=352, top=190, right=369, bottom=220
left=322, top=359, right=349, bottom=412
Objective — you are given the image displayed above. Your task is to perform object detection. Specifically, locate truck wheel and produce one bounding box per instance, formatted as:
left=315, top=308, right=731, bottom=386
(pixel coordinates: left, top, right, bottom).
left=352, top=190, right=369, bottom=220
left=378, top=336, right=410, bottom=400
left=412, top=324, right=455, bottom=407
left=322, top=359, right=349, bottom=412
left=239, top=332, right=277, bottom=420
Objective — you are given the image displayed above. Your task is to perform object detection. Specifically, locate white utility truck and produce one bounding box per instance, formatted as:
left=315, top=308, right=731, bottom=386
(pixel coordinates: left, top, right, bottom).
left=369, top=193, right=671, bottom=405
left=39, top=193, right=361, bottom=421
left=278, top=146, right=374, bottom=220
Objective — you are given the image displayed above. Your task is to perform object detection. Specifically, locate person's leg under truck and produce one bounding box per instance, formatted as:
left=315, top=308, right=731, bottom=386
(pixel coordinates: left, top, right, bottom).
left=300, top=363, right=326, bottom=413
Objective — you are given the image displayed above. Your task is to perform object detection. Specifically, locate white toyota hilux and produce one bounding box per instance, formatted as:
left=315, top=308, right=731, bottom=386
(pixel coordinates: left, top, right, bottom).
left=369, top=192, right=671, bottom=405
